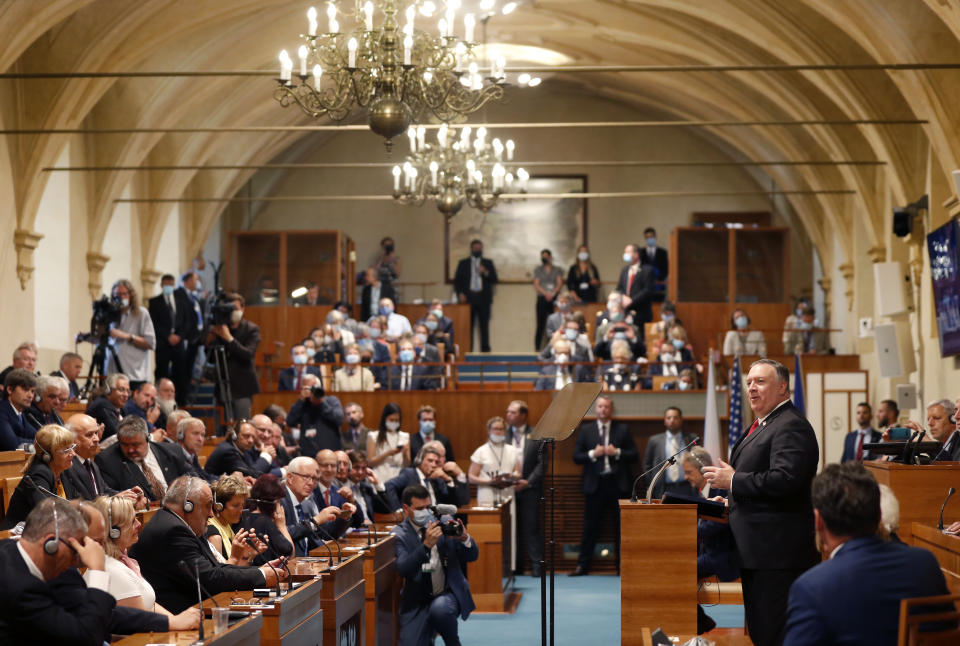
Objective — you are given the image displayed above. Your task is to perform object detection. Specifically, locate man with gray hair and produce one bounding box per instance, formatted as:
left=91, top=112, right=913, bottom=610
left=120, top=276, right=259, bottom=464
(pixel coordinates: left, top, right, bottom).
left=385, top=440, right=470, bottom=512
left=52, top=351, right=83, bottom=400
left=25, top=375, right=69, bottom=430
left=175, top=416, right=215, bottom=482
left=131, top=476, right=286, bottom=613
left=85, top=372, right=130, bottom=440
left=0, top=497, right=115, bottom=643
left=96, top=415, right=191, bottom=502
left=0, top=341, right=39, bottom=391
left=931, top=398, right=960, bottom=461
left=280, top=456, right=355, bottom=556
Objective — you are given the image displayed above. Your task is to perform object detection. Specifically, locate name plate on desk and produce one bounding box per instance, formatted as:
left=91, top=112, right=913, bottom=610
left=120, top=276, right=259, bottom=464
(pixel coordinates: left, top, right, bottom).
left=661, top=492, right=726, bottom=518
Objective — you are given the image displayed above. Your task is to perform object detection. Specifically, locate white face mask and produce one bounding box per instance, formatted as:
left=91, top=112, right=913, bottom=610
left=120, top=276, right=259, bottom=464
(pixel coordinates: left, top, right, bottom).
left=230, top=309, right=243, bottom=325
left=622, top=252, right=634, bottom=263
left=678, top=380, right=692, bottom=390
left=660, top=352, right=675, bottom=363
left=556, top=353, right=569, bottom=364
left=385, top=420, right=400, bottom=432
left=489, top=432, right=505, bottom=444
left=578, top=251, right=590, bottom=261
left=412, top=508, right=434, bottom=526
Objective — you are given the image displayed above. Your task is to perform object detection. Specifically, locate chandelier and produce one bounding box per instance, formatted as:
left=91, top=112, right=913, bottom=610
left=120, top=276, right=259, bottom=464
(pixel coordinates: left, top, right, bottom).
left=274, top=1, right=514, bottom=148
left=391, top=123, right=528, bottom=217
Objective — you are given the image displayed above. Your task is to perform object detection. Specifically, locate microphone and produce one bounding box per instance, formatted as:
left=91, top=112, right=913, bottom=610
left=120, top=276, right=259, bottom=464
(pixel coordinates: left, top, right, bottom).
left=901, top=429, right=926, bottom=465
left=630, top=436, right=700, bottom=502
left=939, top=487, right=956, bottom=531
left=314, top=523, right=344, bottom=563
left=24, top=411, right=42, bottom=430
left=178, top=559, right=205, bottom=644
left=178, top=559, right=220, bottom=607
left=300, top=520, right=334, bottom=564
left=246, top=535, right=281, bottom=598
left=432, top=503, right=459, bottom=517
left=22, top=475, right=64, bottom=499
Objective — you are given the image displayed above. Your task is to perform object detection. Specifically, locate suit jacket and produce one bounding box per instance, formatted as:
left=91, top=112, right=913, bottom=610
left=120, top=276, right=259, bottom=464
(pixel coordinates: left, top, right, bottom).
left=408, top=430, right=455, bottom=464
left=729, top=401, right=820, bottom=570
left=615, top=263, right=656, bottom=323
left=639, top=245, right=669, bottom=280
left=85, top=396, right=122, bottom=440
left=840, top=428, right=883, bottom=462
left=51, top=369, right=81, bottom=400
left=129, top=507, right=264, bottom=614
left=507, top=424, right=544, bottom=489
left=453, top=256, right=498, bottom=302
left=385, top=467, right=470, bottom=512
left=122, top=399, right=157, bottom=431
left=935, top=429, right=960, bottom=462
left=95, top=442, right=190, bottom=501
left=0, top=400, right=35, bottom=451
left=783, top=328, right=830, bottom=355
left=696, top=486, right=739, bottom=581
left=203, top=440, right=271, bottom=478
left=148, top=290, right=194, bottom=347
left=208, top=319, right=261, bottom=399
left=0, top=540, right=116, bottom=645
left=278, top=365, right=321, bottom=391
left=349, top=480, right=392, bottom=523
left=572, top=419, right=639, bottom=496
left=384, top=364, right=438, bottom=391
left=51, top=567, right=169, bottom=635
left=783, top=536, right=950, bottom=646
left=312, top=484, right=363, bottom=531
left=61, top=456, right=117, bottom=500
left=23, top=404, right=64, bottom=432
left=392, top=518, right=478, bottom=628
left=0, top=461, right=59, bottom=530
left=360, top=282, right=396, bottom=321
left=279, top=490, right=350, bottom=556
left=642, top=430, right=699, bottom=499
left=340, top=425, right=371, bottom=452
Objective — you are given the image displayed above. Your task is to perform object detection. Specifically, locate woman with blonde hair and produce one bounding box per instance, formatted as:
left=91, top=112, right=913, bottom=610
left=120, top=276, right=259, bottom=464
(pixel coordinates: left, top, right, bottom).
left=206, top=474, right=265, bottom=565
left=468, top=416, right=521, bottom=506
left=0, top=424, right=76, bottom=529
left=87, top=495, right=200, bottom=629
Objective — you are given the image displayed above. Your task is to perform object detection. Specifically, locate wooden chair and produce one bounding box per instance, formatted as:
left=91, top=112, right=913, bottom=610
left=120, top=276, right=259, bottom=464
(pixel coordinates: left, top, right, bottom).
left=0, top=450, right=27, bottom=480
left=4, top=476, right=22, bottom=513
left=898, top=592, right=960, bottom=645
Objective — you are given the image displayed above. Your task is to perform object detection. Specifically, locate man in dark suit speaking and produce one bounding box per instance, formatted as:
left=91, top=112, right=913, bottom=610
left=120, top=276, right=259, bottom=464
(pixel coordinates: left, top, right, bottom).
left=782, top=463, right=951, bottom=646
left=703, top=359, right=819, bottom=646
left=453, top=239, right=498, bottom=353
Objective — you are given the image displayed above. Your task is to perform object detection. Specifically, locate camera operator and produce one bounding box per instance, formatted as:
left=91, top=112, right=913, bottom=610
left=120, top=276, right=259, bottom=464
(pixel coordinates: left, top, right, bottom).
left=392, top=484, right=478, bottom=646
left=106, top=279, right=156, bottom=382
left=287, top=374, right=343, bottom=459
left=206, top=292, right=260, bottom=422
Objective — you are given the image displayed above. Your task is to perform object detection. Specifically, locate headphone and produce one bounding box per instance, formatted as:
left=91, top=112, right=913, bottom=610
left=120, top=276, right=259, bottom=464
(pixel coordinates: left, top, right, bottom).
left=107, top=496, right=122, bottom=540
left=43, top=504, right=60, bottom=555
left=37, top=443, right=52, bottom=464
left=183, top=477, right=196, bottom=513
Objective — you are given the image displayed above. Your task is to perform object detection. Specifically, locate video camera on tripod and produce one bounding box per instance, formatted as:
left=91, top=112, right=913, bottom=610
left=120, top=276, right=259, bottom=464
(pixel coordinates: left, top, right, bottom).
left=205, top=290, right=237, bottom=428
left=75, top=295, right=125, bottom=398
left=207, top=289, right=237, bottom=327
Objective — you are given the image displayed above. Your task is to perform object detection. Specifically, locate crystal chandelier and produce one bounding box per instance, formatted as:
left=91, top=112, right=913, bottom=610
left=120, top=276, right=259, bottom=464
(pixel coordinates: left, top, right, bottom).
left=274, top=1, right=513, bottom=149
left=391, top=123, right=528, bottom=217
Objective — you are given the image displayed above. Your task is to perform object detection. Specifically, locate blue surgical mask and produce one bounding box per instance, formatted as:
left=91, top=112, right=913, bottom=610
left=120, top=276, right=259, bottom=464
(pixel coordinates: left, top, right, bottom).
left=661, top=313, right=674, bottom=323
left=161, top=285, right=174, bottom=296
left=799, top=320, right=813, bottom=330
left=646, top=237, right=657, bottom=247
left=425, top=320, right=438, bottom=331
left=420, top=420, right=436, bottom=434
left=610, top=312, right=624, bottom=322
left=578, top=251, right=590, bottom=262
left=399, top=349, right=415, bottom=363
left=564, top=328, right=578, bottom=341
left=735, top=315, right=748, bottom=330
left=614, top=332, right=627, bottom=340
left=414, top=333, right=427, bottom=344
left=293, top=354, right=308, bottom=365
left=671, top=339, right=685, bottom=350
left=431, top=308, right=443, bottom=319
left=412, top=508, right=434, bottom=526
left=379, top=305, right=394, bottom=316
left=345, top=353, right=360, bottom=364
left=358, top=338, right=373, bottom=350
left=369, top=328, right=381, bottom=339
left=489, top=432, right=505, bottom=444
left=306, top=348, right=316, bottom=358
left=622, top=252, right=634, bottom=263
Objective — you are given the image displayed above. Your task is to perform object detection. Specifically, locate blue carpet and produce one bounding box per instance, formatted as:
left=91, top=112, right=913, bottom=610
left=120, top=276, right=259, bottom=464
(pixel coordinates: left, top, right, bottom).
left=458, top=575, right=744, bottom=645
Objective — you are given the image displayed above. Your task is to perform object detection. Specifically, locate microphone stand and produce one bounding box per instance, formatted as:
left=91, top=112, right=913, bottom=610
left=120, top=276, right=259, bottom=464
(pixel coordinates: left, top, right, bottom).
left=246, top=536, right=281, bottom=598
left=901, top=429, right=925, bottom=465
left=939, top=487, right=956, bottom=531
left=630, top=438, right=699, bottom=502
left=177, top=559, right=206, bottom=645
left=315, top=523, right=344, bottom=563
left=300, top=520, right=335, bottom=564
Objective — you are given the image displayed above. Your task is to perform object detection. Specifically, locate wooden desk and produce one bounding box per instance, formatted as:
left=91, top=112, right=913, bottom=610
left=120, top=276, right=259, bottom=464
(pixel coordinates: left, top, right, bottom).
left=641, top=627, right=752, bottom=646
left=864, top=462, right=960, bottom=544
left=114, top=612, right=262, bottom=646
left=336, top=532, right=400, bottom=646
left=459, top=500, right=519, bottom=613
left=205, top=578, right=325, bottom=646
left=913, top=523, right=960, bottom=594
left=0, top=450, right=26, bottom=479
left=309, top=552, right=366, bottom=646
left=621, top=501, right=698, bottom=643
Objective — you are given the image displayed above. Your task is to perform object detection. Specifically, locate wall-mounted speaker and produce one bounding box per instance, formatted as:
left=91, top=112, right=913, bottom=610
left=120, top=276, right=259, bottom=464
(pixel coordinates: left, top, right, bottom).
left=893, top=208, right=913, bottom=238
left=874, top=322, right=916, bottom=378
left=874, top=262, right=909, bottom=317
left=896, top=383, right=918, bottom=412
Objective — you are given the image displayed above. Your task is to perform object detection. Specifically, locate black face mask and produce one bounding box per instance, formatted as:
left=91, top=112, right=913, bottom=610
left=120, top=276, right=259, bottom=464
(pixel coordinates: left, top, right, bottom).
left=541, top=257, right=550, bottom=265
left=471, top=249, right=482, bottom=258
left=384, top=244, right=394, bottom=254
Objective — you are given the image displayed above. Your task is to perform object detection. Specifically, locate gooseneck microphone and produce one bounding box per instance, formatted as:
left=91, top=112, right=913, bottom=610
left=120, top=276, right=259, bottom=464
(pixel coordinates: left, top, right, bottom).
left=246, top=535, right=282, bottom=598
left=315, top=523, right=344, bottom=563
left=178, top=559, right=205, bottom=644
left=939, top=487, right=956, bottom=531
left=300, top=521, right=335, bottom=563
left=630, top=436, right=700, bottom=502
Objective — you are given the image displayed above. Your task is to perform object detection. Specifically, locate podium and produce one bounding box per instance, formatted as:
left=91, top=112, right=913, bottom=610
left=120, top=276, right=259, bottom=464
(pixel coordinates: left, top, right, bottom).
left=116, top=612, right=262, bottom=646
left=864, top=462, right=960, bottom=543
left=460, top=500, right=520, bottom=613
left=316, top=552, right=367, bottom=646
left=619, top=500, right=699, bottom=643
left=205, top=577, right=325, bottom=646
left=339, top=531, right=401, bottom=646
left=912, top=522, right=960, bottom=593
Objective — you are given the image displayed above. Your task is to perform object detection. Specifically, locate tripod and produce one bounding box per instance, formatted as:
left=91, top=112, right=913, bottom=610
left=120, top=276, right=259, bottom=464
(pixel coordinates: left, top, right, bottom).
left=80, top=335, right=123, bottom=399
left=211, top=343, right=234, bottom=430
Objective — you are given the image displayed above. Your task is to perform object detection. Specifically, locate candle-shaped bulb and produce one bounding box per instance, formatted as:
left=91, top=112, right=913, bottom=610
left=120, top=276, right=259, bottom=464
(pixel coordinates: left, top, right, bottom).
left=517, top=168, right=529, bottom=181
left=348, top=37, right=358, bottom=67
left=417, top=126, right=426, bottom=149
left=464, top=13, right=475, bottom=42
left=406, top=5, right=416, bottom=26
left=364, top=1, right=374, bottom=30
left=313, top=64, right=323, bottom=87
left=308, top=6, right=318, bottom=36
left=438, top=18, right=447, bottom=38
left=429, top=161, right=439, bottom=186
left=393, top=165, right=402, bottom=191
left=454, top=42, right=466, bottom=72
left=505, top=139, right=515, bottom=160
left=297, top=45, right=309, bottom=76
left=477, top=126, right=487, bottom=141
left=403, top=34, right=413, bottom=65
left=279, top=50, right=292, bottom=81
left=408, top=126, right=417, bottom=151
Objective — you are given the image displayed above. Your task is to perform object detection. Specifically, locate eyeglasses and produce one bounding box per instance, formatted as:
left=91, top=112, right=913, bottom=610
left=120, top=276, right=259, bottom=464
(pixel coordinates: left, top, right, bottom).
left=289, top=472, right=318, bottom=481
left=57, top=444, right=77, bottom=455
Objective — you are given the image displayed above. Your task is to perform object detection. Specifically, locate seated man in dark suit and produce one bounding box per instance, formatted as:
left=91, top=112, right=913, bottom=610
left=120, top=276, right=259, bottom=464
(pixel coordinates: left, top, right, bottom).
left=173, top=416, right=216, bottom=482
left=408, top=404, right=456, bottom=463
left=62, top=413, right=147, bottom=505
left=25, top=375, right=68, bottom=431
left=52, top=351, right=83, bottom=401
left=96, top=416, right=190, bottom=502
left=385, top=442, right=470, bottom=512
left=416, top=299, right=455, bottom=353
left=280, top=456, right=355, bottom=556
left=204, top=420, right=274, bottom=478
left=345, top=450, right=392, bottom=524
left=0, top=497, right=116, bottom=645
left=123, top=381, right=163, bottom=432
left=277, top=344, right=321, bottom=391
left=384, top=339, right=439, bottom=390
left=783, top=463, right=952, bottom=646
left=130, top=475, right=286, bottom=613
left=392, top=484, right=479, bottom=646
left=0, top=368, right=39, bottom=450
left=314, top=449, right=364, bottom=531
left=85, top=372, right=130, bottom=440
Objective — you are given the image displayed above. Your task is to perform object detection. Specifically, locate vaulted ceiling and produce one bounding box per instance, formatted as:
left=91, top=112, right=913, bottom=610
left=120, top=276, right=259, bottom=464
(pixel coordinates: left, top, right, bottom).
left=4, top=0, right=960, bottom=280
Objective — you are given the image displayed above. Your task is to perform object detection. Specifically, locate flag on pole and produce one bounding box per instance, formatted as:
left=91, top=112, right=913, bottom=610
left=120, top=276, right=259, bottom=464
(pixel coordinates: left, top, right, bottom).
left=703, top=352, right=721, bottom=461
left=728, top=355, right=743, bottom=458
left=793, top=353, right=806, bottom=415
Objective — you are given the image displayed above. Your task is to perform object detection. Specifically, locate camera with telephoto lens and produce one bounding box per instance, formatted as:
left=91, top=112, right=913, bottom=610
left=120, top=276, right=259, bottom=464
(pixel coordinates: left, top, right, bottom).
left=429, top=506, right=463, bottom=537
left=208, top=289, right=237, bottom=326
left=80, top=295, right=122, bottom=342
left=309, top=384, right=325, bottom=399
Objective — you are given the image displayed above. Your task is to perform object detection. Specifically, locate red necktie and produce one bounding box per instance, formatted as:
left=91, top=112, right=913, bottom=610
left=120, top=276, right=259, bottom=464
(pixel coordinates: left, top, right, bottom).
left=627, top=267, right=635, bottom=294
left=855, top=433, right=864, bottom=461
left=746, top=419, right=760, bottom=436
left=324, top=488, right=331, bottom=507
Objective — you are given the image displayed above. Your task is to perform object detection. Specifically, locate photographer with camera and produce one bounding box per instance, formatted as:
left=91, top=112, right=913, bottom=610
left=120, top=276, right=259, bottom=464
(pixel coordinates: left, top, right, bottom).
left=287, top=374, right=344, bottom=459
left=205, top=292, right=260, bottom=422
left=392, top=484, right=477, bottom=646
left=105, top=280, right=156, bottom=383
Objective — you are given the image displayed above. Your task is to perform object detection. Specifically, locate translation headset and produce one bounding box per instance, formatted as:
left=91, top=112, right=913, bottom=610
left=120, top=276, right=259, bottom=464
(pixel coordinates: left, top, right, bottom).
left=43, top=504, right=60, bottom=555
left=183, top=478, right=223, bottom=513
left=107, top=496, right=121, bottom=540
left=38, top=443, right=52, bottom=464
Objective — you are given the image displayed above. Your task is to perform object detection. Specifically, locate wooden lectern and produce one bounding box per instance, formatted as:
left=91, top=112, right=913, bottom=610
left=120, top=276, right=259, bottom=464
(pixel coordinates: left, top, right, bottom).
left=461, top=499, right=519, bottom=613
left=864, top=462, right=960, bottom=544
left=619, top=501, right=699, bottom=644
left=317, top=553, right=366, bottom=646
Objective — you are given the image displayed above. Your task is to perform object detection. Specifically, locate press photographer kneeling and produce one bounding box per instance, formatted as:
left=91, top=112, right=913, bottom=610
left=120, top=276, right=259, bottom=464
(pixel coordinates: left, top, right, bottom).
left=392, top=484, right=478, bottom=646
